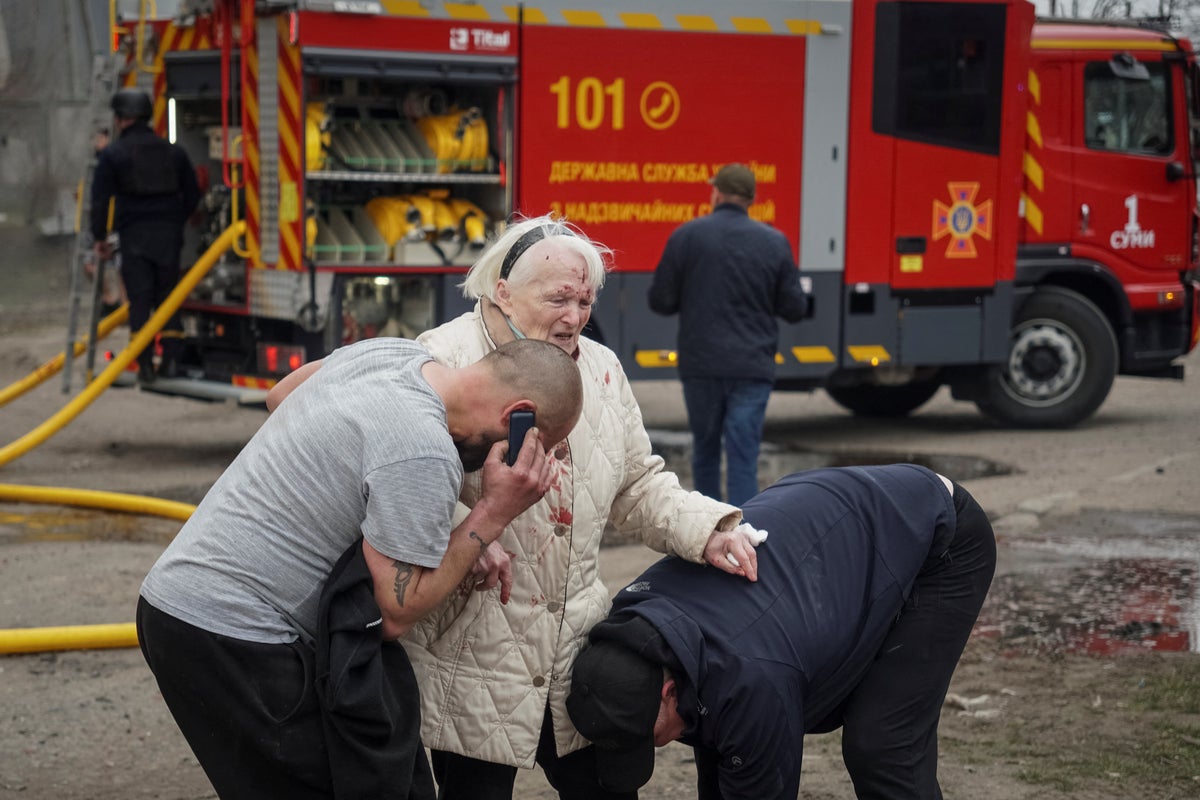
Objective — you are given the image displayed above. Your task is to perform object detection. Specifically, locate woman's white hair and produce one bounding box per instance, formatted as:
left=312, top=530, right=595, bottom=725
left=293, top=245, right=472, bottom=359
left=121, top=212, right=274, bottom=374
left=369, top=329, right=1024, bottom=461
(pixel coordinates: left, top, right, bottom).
left=459, top=214, right=612, bottom=302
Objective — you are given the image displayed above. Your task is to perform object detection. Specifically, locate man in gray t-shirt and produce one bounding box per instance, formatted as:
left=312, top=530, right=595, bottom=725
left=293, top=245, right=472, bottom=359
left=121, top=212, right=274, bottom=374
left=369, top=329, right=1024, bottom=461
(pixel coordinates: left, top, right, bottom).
left=136, top=337, right=582, bottom=800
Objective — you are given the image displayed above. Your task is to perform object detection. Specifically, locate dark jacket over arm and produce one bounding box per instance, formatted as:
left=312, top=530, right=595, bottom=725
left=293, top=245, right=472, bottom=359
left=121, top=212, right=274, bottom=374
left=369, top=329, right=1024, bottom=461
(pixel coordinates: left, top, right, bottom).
left=316, top=538, right=436, bottom=800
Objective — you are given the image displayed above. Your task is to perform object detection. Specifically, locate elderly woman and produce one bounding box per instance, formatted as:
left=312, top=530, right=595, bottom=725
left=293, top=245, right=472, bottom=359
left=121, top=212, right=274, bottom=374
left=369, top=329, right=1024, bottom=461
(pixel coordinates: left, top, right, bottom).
left=404, top=215, right=763, bottom=800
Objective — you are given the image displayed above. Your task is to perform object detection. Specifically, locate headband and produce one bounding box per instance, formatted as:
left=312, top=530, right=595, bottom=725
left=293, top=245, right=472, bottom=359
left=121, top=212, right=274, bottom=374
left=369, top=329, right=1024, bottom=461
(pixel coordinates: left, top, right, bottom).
left=498, top=224, right=577, bottom=280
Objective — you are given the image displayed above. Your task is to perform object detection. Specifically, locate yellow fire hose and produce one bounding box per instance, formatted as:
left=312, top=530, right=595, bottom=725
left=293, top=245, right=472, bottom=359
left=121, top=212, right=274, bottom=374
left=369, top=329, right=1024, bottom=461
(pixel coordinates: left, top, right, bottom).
left=0, top=484, right=195, bottom=521
left=1, top=623, right=140, bottom=654
left=0, top=222, right=244, bottom=468
left=0, top=304, right=129, bottom=409
left=0, top=487, right=196, bottom=655
left=0, top=223, right=243, bottom=654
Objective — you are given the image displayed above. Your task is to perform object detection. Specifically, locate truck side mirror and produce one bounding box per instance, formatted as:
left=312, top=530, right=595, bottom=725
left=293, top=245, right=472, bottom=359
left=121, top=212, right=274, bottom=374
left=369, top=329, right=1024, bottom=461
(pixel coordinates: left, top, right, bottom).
left=1166, top=162, right=1189, bottom=182
left=1109, top=52, right=1150, bottom=81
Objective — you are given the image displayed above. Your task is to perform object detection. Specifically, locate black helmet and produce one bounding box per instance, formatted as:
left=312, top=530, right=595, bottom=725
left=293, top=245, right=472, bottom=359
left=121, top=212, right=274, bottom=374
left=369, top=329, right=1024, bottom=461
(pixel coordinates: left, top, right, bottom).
left=111, top=88, right=153, bottom=121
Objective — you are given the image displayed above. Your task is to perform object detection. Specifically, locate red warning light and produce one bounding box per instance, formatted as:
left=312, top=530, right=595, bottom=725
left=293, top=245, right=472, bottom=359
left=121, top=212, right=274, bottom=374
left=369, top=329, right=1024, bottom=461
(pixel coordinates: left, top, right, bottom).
left=264, top=345, right=279, bottom=373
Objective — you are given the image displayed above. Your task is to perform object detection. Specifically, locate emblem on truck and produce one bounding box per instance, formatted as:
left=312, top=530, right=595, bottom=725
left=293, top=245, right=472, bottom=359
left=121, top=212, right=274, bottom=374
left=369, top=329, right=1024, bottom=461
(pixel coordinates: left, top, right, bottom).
left=448, top=27, right=511, bottom=52
left=933, top=182, right=993, bottom=258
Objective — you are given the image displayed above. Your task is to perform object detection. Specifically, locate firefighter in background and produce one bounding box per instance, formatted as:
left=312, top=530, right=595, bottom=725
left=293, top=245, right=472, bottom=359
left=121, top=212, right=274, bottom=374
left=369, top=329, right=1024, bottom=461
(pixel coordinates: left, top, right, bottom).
left=91, top=88, right=200, bottom=382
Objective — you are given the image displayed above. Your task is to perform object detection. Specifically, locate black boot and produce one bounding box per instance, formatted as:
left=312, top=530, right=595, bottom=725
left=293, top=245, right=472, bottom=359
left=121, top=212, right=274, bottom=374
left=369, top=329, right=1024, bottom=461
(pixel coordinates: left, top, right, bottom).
left=137, top=351, right=156, bottom=384
left=158, top=356, right=180, bottom=379
left=158, top=340, right=183, bottom=379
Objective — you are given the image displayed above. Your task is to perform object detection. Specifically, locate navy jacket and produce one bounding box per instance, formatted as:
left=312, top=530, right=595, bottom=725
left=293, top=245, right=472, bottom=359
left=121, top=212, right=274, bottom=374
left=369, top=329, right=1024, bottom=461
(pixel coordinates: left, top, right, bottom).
left=90, top=122, right=200, bottom=241
left=605, top=465, right=955, bottom=799
left=648, top=203, right=809, bottom=381
left=316, top=538, right=435, bottom=800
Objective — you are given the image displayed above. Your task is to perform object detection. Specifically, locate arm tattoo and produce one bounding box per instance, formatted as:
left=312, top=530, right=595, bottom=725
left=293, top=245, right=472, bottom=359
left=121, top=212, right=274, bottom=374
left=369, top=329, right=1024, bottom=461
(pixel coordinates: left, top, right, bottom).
left=469, top=530, right=486, bottom=554
left=391, top=560, right=415, bottom=608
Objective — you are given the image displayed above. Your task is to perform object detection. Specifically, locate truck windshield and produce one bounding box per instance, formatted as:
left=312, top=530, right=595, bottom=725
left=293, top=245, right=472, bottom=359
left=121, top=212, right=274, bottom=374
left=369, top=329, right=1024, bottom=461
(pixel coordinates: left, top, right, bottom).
left=1083, top=61, right=1172, bottom=155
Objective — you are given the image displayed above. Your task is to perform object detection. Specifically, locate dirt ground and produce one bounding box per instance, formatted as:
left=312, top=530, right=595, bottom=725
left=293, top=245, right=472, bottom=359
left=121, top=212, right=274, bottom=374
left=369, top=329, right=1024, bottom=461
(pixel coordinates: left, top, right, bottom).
left=2, top=225, right=1200, bottom=799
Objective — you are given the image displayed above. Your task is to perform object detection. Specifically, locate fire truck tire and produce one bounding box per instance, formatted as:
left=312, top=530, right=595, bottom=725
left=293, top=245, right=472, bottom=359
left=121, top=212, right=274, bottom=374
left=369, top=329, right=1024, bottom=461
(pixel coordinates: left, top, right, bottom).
left=825, top=378, right=942, bottom=418
left=975, top=286, right=1118, bottom=428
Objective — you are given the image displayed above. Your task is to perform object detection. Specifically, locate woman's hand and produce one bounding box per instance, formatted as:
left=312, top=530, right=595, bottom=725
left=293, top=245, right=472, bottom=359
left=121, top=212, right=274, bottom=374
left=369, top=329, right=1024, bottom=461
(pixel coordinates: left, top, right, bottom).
left=702, top=523, right=768, bottom=582
left=468, top=540, right=515, bottom=604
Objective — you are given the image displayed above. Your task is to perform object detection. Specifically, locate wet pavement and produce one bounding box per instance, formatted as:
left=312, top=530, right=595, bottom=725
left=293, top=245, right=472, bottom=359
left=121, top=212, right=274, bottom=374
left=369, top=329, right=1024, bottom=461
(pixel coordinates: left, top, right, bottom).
left=0, top=506, right=180, bottom=545
left=982, top=509, right=1200, bottom=655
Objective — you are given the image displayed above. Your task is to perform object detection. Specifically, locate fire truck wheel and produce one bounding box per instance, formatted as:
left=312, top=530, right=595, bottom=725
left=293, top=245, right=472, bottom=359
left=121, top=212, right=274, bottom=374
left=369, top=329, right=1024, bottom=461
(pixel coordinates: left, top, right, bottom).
left=825, top=377, right=942, bottom=418
left=976, top=286, right=1118, bottom=429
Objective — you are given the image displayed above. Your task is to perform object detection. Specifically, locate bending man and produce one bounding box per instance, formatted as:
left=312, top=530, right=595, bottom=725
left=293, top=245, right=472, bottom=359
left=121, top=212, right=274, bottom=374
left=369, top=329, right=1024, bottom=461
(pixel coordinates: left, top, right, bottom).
left=137, top=337, right=583, bottom=800
left=567, top=464, right=996, bottom=799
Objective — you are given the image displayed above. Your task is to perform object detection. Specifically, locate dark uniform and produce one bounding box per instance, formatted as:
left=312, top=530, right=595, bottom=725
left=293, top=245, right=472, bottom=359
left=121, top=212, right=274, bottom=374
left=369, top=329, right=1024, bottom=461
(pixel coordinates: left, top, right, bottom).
left=568, top=464, right=997, bottom=799
left=91, top=89, right=200, bottom=380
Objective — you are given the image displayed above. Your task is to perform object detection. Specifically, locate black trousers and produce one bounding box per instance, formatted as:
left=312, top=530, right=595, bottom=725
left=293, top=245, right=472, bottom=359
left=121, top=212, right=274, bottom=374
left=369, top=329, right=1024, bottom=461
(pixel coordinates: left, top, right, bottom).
left=694, top=481, right=996, bottom=800
left=137, top=598, right=332, bottom=798
left=119, top=221, right=184, bottom=357
left=430, top=707, right=635, bottom=800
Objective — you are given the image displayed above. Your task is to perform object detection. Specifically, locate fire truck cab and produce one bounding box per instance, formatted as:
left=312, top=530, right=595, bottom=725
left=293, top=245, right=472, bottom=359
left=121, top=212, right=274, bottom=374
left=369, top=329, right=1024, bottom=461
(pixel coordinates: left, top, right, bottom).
left=975, top=21, right=1200, bottom=426
left=119, top=0, right=1198, bottom=427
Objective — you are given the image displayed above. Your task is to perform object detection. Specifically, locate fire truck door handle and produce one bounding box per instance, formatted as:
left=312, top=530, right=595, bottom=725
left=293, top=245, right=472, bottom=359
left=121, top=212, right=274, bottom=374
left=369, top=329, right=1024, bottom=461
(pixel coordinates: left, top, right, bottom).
left=1080, top=203, right=1090, bottom=233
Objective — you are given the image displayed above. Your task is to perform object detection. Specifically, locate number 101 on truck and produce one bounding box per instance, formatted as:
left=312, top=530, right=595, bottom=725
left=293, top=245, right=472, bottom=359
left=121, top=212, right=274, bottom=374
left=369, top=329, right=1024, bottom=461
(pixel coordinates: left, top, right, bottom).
left=139, top=0, right=1198, bottom=427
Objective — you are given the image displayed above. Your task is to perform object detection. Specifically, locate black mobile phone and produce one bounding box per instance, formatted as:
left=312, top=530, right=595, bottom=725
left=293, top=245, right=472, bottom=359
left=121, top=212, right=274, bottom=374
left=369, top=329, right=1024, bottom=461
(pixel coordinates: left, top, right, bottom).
left=507, top=410, right=536, bottom=466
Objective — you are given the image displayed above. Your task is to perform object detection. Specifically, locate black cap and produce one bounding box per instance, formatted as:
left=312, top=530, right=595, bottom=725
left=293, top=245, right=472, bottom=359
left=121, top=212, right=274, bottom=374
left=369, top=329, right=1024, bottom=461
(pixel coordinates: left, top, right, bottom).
left=566, top=639, right=662, bottom=793
left=111, top=89, right=152, bottom=121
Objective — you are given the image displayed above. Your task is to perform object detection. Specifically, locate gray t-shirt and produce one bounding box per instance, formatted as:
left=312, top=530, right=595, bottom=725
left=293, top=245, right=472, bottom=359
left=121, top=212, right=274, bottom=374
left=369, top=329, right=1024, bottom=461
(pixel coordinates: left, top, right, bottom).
left=140, top=338, right=462, bottom=645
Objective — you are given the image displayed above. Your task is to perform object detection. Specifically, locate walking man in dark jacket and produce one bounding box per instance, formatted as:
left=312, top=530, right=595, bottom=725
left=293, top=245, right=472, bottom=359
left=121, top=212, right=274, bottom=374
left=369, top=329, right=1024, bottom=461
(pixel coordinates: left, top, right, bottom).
left=566, top=464, right=996, bottom=799
left=648, top=163, right=809, bottom=505
left=91, top=88, right=201, bottom=382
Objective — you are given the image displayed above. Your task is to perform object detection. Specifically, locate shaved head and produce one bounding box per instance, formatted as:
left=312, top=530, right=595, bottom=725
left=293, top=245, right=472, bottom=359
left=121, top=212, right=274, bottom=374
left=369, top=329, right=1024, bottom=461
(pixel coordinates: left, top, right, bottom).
left=481, top=339, right=583, bottom=444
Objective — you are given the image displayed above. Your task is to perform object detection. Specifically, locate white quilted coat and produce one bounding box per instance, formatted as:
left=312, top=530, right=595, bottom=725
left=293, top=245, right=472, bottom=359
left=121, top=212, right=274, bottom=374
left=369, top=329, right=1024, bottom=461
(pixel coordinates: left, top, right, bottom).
left=404, top=307, right=741, bottom=768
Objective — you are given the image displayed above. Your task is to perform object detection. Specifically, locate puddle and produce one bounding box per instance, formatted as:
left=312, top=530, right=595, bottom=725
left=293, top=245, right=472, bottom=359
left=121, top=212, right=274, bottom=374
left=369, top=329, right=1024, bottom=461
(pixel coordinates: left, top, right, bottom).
left=647, top=431, right=1016, bottom=485
left=980, top=516, right=1200, bottom=654
left=758, top=446, right=1013, bottom=482
left=0, top=508, right=179, bottom=544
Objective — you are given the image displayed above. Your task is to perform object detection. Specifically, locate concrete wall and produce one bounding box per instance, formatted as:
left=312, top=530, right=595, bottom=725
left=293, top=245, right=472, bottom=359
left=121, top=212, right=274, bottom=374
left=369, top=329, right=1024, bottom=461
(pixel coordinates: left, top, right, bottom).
left=0, top=0, right=179, bottom=230
left=0, top=0, right=102, bottom=227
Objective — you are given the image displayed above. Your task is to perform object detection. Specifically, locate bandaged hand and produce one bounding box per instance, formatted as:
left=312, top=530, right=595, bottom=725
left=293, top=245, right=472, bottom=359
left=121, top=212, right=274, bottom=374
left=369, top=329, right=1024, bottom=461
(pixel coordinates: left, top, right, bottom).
left=733, top=522, right=769, bottom=548
left=702, top=522, right=768, bottom=582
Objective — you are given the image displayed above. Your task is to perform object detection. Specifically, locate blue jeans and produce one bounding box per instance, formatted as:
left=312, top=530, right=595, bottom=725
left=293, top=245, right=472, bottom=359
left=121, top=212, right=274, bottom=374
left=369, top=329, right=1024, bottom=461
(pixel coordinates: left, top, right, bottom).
left=681, top=378, right=773, bottom=505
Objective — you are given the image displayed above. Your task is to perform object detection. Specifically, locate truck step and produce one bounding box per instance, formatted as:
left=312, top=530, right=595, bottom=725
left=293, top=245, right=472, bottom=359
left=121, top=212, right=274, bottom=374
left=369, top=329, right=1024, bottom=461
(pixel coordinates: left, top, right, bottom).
left=138, top=377, right=268, bottom=407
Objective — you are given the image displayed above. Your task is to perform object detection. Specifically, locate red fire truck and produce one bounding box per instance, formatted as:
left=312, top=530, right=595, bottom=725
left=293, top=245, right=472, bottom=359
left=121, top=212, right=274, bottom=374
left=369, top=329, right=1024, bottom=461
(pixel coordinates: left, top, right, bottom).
left=114, top=0, right=1198, bottom=427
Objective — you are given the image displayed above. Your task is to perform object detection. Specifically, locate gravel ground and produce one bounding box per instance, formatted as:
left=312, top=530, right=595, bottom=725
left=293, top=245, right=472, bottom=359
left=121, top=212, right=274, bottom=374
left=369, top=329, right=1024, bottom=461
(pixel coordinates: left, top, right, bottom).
left=2, top=223, right=1200, bottom=799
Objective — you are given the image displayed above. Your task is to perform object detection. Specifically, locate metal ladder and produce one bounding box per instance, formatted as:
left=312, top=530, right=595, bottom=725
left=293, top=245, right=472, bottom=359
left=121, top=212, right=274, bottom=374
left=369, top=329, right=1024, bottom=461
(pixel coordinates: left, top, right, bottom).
left=62, top=53, right=125, bottom=393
